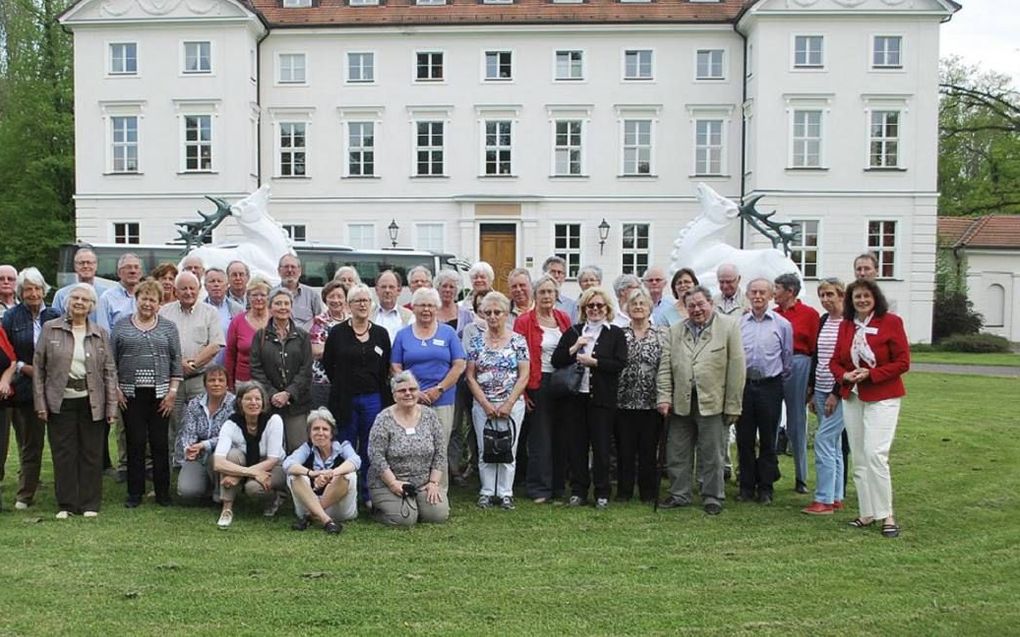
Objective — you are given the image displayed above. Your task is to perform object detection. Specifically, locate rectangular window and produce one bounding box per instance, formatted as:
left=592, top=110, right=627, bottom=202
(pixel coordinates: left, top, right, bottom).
left=555, top=50, right=583, bottom=80
left=416, top=223, right=444, bottom=252
left=696, top=49, right=724, bottom=80
left=347, top=122, right=375, bottom=177
left=415, top=121, right=444, bottom=176
left=868, top=220, right=897, bottom=278
left=622, top=119, right=652, bottom=175
left=624, top=49, right=653, bottom=80
left=621, top=223, right=650, bottom=275
left=554, top=120, right=583, bottom=176
left=110, top=43, right=137, bottom=75
left=484, top=120, right=512, bottom=176
left=348, top=224, right=375, bottom=250
left=484, top=51, right=513, bottom=81
left=349, top=0, right=379, bottom=4
left=791, top=110, right=822, bottom=168
left=554, top=224, right=581, bottom=278
left=279, top=122, right=307, bottom=177
left=184, top=115, right=212, bottom=171
left=347, top=52, right=374, bottom=83
left=793, top=35, right=824, bottom=68
left=282, top=0, right=312, bottom=6
left=416, top=0, right=446, bottom=4
left=283, top=224, right=307, bottom=242
left=869, top=111, right=900, bottom=168
left=279, top=53, right=306, bottom=84
left=114, top=222, right=140, bottom=244
left=111, top=116, right=139, bottom=173
left=873, top=36, right=902, bottom=68
left=183, top=41, right=211, bottom=74
left=694, top=119, right=723, bottom=175
left=416, top=52, right=443, bottom=81
left=789, top=220, right=819, bottom=279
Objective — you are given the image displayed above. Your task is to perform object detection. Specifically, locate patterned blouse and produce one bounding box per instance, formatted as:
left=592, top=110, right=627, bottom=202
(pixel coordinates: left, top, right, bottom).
left=617, top=323, right=667, bottom=410
left=467, top=332, right=529, bottom=402
left=310, top=312, right=347, bottom=385
left=367, top=406, right=446, bottom=489
left=111, top=316, right=183, bottom=399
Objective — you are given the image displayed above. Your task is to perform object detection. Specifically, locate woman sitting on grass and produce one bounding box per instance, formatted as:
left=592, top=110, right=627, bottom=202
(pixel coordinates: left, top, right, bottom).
left=283, top=407, right=360, bottom=535
left=176, top=365, right=236, bottom=502
left=212, top=381, right=286, bottom=529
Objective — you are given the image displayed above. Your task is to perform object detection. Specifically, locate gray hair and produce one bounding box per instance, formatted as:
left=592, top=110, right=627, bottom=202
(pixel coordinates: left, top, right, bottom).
left=390, top=369, right=420, bottom=392
left=746, top=277, right=773, bottom=294
left=333, top=265, right=361, bottom=284
left=479, top=290, right=511, bottom=315
left=612, top=273, right=642, bottom=298
left=278, top=253, right=301, bottom=268
left=235, top=380, right=270, bottom=413
left=532, top=274, right=559, bottom=294
left=202, top=364, right=228, bottom=383
left=204, top=267, right=226, bottom=280
left=268, top=286, right=295, bottom=304
left=542, top=255, right=567, bottom=272
left=773, top=272, right=802, bottom=296
left=682, top=285, right=714, bottom=306
left=411, top=286, right=441, bottom=307
left=117, top=252, right=141, bottom=270
left=716, top=263, right=740, bottom=278
left=16, top=267, right=51, bottom=298
left=468, top=261, right=495, bottom=283
left=576, top=264, right=603, bottom=283
left=73, top=248, right=97, bottom=264
left=507, top=267, right=532, bottom=286
left=65, top=282, right=98, bottom=307
left=306, top=407, right=338, bottom=437
left=181, top=255, right=204, bottom=270
left=433, top=269, right=461, bottom=290
left=226, top=260, right=250, bottom=276
left=408, top=265, right=433, bottom=282
left=346, top=283, right=376, bottom=314
left=174, top=270, right=200, bottom=288
left=376, top=269, right=402, bottom=287
left=624, top=287, right=652, bottom=312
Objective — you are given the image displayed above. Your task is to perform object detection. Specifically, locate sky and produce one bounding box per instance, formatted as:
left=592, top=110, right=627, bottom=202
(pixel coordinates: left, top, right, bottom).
left=940, top=0, right=1020, bottom=87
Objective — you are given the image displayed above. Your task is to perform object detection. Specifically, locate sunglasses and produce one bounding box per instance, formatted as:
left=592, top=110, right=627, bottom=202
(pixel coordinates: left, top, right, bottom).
left=586, top=302, right=606, bottom=310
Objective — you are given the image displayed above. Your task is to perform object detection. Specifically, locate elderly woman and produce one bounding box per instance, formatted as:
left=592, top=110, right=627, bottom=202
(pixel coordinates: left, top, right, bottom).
left=175, top=365, right=236, bottom=501
left=2, top=268, right=60, bottom=510
left=435, top=270, right=472, bottom=331
left=552, top=286, right=628, bottom=509
left=332, top=266, right=362, bottom=288
left=284, top=407, right=360, bottom=534
left=32, top=283, right=118, bottom=518
left=570, top=265, right=603, bottom=322
left=610, top=274, right=642, bottom=328
left=322, top=283, right=391, bottom=508
left=391, top=287, right=466, bottom=489
left=652, top=268, right=699, bottom=327
left=225, top=275, right=271, bottom=389
left=462, top=261, right=494, bottom=313
left=309, top=280, right=350, bottom=409
left=465, top=292, right=530, bottom=510
left=367, top=370, right=449, bottom=527
left=250, top=287, right=313, bottom=454
left=212, top=381, right=287, bottom=528
left=111, top=279, right=182, bottom=508
left=615, top=288, right=666, bottom=502
left=151, top=262, right=179, bottom=305
left=513, top=274, right=572, bottom=503
left=830, top=280, right=909, bottom=538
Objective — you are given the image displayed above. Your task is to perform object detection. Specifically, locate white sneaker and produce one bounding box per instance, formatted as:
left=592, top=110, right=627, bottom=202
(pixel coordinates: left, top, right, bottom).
left=217, top=509, right=233, bottom=529
left=14, top=501, right=29, bottom=510
left=55, top=510, right=71, bottom=520
left=83, top=511, right=99, bottom=518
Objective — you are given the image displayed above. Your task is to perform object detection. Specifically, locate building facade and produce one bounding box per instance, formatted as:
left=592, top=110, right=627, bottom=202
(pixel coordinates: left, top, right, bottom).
left=60, top=0, right=960, bottom=341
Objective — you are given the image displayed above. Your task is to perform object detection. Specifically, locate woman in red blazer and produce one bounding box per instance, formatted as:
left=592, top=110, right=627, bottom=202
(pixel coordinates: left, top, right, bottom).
left=514, top=275, right=572, bottom=503
left=829, top=279, right=909, bottom=538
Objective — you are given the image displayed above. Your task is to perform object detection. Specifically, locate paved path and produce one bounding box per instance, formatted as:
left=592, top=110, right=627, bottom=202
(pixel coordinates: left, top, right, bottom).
left=913, top=363, right=1020, bottom=377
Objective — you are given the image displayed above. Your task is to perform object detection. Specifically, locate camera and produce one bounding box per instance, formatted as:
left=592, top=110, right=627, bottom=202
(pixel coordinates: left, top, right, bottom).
left=401, top=483, right=418, bottom=498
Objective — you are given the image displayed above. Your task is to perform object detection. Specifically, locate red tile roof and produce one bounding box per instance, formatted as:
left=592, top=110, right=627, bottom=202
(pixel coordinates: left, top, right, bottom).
left=252, top=0, right=751, bottom=28
left=939, top=215, right=1020, bottom=250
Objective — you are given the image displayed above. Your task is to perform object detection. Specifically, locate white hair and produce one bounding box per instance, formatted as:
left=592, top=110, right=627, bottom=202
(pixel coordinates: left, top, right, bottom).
left=411, top=286, right=441, bottom=307
left=16, top=267, right=51, bottom=298
left=467, top=261, right=494, bottom=283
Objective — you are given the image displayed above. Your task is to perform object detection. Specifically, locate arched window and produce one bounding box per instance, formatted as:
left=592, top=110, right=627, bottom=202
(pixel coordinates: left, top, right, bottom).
left=986, top=284, right=1005, bottom=327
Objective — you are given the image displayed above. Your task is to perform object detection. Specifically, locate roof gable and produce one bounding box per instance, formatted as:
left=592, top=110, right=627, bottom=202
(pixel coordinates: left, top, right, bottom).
left=744, top=0, right=959, bottom=17
left=938, top=215, right=1020, bottom=250
left=60, top=0, right=260, bottom=25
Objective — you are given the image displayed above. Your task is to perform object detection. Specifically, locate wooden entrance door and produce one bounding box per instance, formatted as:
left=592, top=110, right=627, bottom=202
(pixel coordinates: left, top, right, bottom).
left=479, top=224, right=516, bottom=295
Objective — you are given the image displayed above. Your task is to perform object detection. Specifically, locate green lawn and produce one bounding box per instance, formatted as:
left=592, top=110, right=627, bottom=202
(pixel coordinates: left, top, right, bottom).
left=911, top=351, right=1020, bottom=367
left=2, top=373, right=1019, bottom=635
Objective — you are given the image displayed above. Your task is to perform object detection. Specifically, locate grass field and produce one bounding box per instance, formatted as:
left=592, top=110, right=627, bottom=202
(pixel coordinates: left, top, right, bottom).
left=1, top=372, right=1018, bottom=636
left=910, top=351, right=1020, bottom=367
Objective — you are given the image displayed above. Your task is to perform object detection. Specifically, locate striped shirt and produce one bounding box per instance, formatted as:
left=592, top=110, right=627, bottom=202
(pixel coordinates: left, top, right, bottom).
left=813, top=317, right=841, bottom=394
left=111, top=316, right=183, bottom=399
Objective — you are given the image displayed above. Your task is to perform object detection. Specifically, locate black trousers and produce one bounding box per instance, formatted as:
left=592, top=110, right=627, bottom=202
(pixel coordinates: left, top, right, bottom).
left=615, top=408, right=660, bottom=501
left=526, top=373, right=571, bottom=500
left=567, top=394, right=614, bottom=500
left=123, top=388, right=170, bottom=502
left=48, top=397, right=106, bottom=513
left=736, top=377, right=783, bottom=496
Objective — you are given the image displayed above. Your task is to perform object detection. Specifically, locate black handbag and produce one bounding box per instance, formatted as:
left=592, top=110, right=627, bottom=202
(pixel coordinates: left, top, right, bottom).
left=548, top=363, right=585, bottom=398
left=482, top=415, right=517, bottom=464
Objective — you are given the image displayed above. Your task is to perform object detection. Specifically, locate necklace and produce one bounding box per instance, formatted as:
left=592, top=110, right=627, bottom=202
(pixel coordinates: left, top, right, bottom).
left=133, top=315, right=157, bottom=331
left=352, top=321, right=371, bottom=337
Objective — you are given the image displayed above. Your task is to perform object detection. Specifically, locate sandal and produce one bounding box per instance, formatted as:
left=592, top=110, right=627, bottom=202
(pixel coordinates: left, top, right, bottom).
left=881, top=522, right=901, bottom=538
left=848, top=517, right=875, bottom=528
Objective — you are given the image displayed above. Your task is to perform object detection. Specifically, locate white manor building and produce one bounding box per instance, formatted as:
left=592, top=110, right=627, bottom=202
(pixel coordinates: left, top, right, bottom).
left=59, top=0, right=961, bottom=342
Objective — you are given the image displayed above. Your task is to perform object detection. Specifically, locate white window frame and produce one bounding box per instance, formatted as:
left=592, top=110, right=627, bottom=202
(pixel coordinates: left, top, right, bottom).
left=349, top=0, right=379, bottom=5
left=108, top=42, right=138, bottom=76
left=413, top=120, right=446, bottom=177
left=553, top=224, right=582, bottom=279
left=346, top=51, right=375, bottom=84
left=862, top=95, right=910, bottom=171
left=110, top=115, right=139, bottom=174
left=182, top=114, right=214, bottom=172
left=283, top=224, right=307, bottom=242
left=408, top=105, right=452, bottom=177
left=615, top=105, right=660, bottom=177
left=554, top=50, right=585, bottom=81
left=784, top=96, right=831, bottom=169
left=282, top=0, right=312, bottom=6
left=867, top=220, right=898, bottom=279
left=348, top=223, right=376, bottom=250
left=476, top=105, right=521, bottom=177
left=101, top=100, right=145, bottom=174
left=693, top=119, right=725, bottom=176
left=868, top=110, right=901, bottom=169
left=792, top=35, right=825, bottom=70
left=113, top=222, right=140, bottom=245
left=553, top=120, right=584, bottom=177
left=346, top=121, right=376, bottom=177
left=482, top=120, right=513, bottom=176
left=415, top=223, right=445, bottom=252
left=181, top=40, right=212, bottom=75
left=872, top=35, right=903, bottom=70
left=278, top=121, right=309, bottom=178
left=483, top=50, right=514, bottom=82
left=743, top=100, right=754, bottom=176
left=789, top=219, right=820, bottom=279
left=622, top=49, right=654, bottom=81
left=791, top=109, right=823, bottom=168
left=415, top=50, right=444, bottom=82
left=416, top=0, right=446, bottom=5
left=278, top=52, right=307, bottom=85
left=695, top=49, right=725, bottom=81
left=621, top=223, right=651, bottom=275
left=338, top=106, right=383, bottom=178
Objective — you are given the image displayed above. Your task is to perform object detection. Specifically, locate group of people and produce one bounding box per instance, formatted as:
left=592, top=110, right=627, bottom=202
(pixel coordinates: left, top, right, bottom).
left=0, top=249, right=908, bottom=538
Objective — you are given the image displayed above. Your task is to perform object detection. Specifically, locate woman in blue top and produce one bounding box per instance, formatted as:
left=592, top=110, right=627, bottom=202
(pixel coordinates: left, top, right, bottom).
left=391, top=287, right=466, bottom=489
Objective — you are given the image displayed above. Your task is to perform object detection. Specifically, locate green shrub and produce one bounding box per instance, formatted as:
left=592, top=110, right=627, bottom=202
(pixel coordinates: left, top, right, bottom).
left=932, top=290, right=983, bottom=342
left=910, top=343, right=937, bottom=353
left=937, top=333, right=1011, bottom=353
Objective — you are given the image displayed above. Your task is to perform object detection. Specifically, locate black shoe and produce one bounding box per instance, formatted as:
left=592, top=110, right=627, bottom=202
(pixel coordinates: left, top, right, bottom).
left=758, top=492, right=773, bottom=505
left=323, top=520, right=342, bottom=534
left=115, top=470, right=127, bottom=484
left=704, top=502, right=722, bottom=515
left=795, top=481, right=809, bottom=494
left=736, top=490, right=755, bottom=502
left=292, top=517, right=310, bottom=531
left=658, top=496, right=689, bottom=509
left=124, top=498, right=141, bottom=508
left=155, top=497, right=172, bottom=507
left=723, top=467, right=732, bottom=483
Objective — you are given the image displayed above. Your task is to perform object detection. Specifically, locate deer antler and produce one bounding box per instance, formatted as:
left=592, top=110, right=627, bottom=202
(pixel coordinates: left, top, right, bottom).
left=738, top=195, right=800, bottom=256
left=173, top=196, right=234, bottom=251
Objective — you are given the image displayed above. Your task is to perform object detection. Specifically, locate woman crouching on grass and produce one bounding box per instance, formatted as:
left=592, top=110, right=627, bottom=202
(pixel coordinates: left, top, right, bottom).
left=283, top=407, right=360, bottom=534
left=212, top=381, right=286, bottom=529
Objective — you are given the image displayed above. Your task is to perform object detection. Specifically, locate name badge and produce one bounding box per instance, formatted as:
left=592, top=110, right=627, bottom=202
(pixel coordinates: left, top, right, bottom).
left=864, top=326, right=879, bottom=335
left=405, top=428, right=417, bottom=435
left=374, top=346, right=384, bottom=356
left=432, top=339, right=445, bottom=346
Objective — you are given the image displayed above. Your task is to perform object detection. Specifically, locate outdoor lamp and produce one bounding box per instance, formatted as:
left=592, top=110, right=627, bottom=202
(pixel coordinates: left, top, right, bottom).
left=388, top=219, right=400, bottom=247
left=598, top=218, right=611, bottom=255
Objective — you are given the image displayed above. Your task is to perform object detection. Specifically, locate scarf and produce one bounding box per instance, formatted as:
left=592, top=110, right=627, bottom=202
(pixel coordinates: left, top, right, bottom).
left=851, top=313, right=878, bottom=370
left=242, top=415, right=270, bottom=467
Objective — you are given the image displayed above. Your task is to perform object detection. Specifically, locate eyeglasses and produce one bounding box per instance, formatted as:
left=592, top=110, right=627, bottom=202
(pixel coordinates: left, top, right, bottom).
left=394, top=386, right=419, bottom=394
left=350, top=298, right=371, bottom=305
left=481, top=309, right=504, bottom=316
left=585, top=302, right=606, bottom=310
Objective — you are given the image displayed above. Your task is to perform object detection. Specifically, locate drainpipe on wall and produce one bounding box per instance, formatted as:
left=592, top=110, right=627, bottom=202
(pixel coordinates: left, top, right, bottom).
left=734, top=19, right=749, bottom=250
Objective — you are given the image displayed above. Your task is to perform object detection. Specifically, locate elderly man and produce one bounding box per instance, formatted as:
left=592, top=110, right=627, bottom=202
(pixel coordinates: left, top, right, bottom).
left=542, top=256, right=577, bottom=318
left=96, top=253, right=142, bottom=333
left=642, top=266, right=668, bottom=315
left=508, top=268, right=534, bottom=320
left=52, top=248, right=112, bottom=320
left=736, top=278, right=792, bottom=504
left=854, top=253, right=879, bottom=281
left=204, top=268, right=243, bottom=365
left=0, top=265, right=16, bottom=318
left=656, top=286, right=745, bottom=515
left=181, top=255, right=205, bottom=282
left=226, top=260, right=250, bottom=308
left=278, top=254, right=323, bottom=332
left=373, top=270, right=412, bottom=343
left=773, top=272, right=819, bottom=494
left=611, top=273, right=642, bottom=328
left=713, top=263, right=747, bottom=316
left=405, top=265, right=433, bottom=310
left=159, top=271, right=225, bottom=464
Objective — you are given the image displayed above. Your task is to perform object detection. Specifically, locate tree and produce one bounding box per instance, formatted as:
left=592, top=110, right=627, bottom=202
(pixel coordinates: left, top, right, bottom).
left=939, top=56, right=1020, bottom=216
left=0, top=0, right=75, bottom=282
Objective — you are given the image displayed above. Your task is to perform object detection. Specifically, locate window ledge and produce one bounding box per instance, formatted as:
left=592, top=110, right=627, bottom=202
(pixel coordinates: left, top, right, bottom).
left=549, top=175, right=590, bottom=179
left=411, top=175, right=449, bottom=179
left=864, top=167, right=907, bottom=173
left=478, top=174, right=518, bottom=179
left=785, top=167, right=829, bottom=172
left=177, top=171, right=218, bottom=175
left=618, top=174, right=658, bottom=179
left=104, top=171, right=144, bottom=176
left=343, top=175, right=380, bottom=179
left=272, top=175, right=311, bottom=180
left=689, top=174, right=731, bottom=179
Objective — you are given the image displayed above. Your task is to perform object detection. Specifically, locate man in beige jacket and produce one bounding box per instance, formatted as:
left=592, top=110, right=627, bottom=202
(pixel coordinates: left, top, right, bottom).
left=656, top=286, right=745, bottom=514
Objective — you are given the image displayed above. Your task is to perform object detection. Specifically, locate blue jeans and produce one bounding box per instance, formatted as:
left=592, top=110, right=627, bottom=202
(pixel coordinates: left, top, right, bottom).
left=781, top=354, right=811, bottom=486
left=812, top=391, right=845, bottom=504
left=344, top=393, right=383, bottom=503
